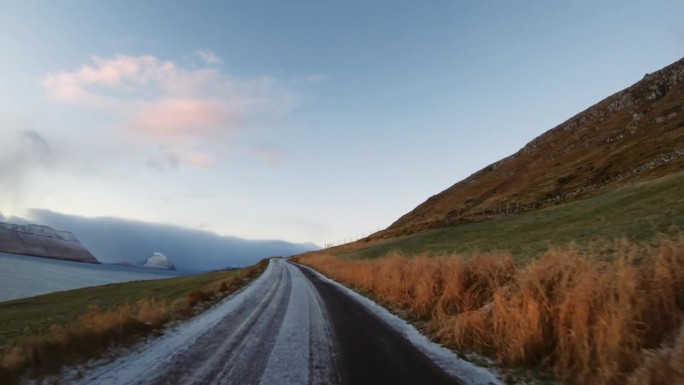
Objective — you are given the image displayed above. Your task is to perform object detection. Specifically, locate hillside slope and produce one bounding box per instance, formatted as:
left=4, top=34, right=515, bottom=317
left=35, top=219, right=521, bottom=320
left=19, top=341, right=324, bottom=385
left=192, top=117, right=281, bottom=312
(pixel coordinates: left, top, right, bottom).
left=0, top=222, right=99, bottom=263
left=341, top=170, right=684, bottom=259
left=383, top=57, right=684, bottom=238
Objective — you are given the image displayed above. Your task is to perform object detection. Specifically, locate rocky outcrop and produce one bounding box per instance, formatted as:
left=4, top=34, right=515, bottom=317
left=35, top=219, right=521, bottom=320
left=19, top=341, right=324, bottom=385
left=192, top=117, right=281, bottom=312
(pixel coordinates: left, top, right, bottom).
left=143, top=252, right=176, bottom=270
left=0, top=222, right=99, bottom=263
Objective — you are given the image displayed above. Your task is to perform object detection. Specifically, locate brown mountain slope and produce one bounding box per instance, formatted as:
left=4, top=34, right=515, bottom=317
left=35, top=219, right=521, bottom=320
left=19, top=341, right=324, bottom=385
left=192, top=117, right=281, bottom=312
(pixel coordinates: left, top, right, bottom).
left=383, top=57, right=684, bottom=238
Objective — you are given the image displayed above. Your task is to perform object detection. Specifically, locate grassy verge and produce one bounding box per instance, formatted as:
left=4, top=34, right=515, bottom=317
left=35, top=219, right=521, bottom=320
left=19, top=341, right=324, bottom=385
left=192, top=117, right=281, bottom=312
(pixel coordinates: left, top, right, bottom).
left=296, top=238, right=684, bottom=385
left=340, top=171, right=684, bottom=261
left=0, top=259, right=269, bottom=383
left=296, top=173, right=684, bottom=384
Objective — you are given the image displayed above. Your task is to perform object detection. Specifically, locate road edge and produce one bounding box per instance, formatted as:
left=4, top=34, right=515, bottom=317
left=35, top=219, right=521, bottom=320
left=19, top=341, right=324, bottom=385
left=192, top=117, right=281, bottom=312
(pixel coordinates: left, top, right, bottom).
left=292, top=261, right=503, bottom=385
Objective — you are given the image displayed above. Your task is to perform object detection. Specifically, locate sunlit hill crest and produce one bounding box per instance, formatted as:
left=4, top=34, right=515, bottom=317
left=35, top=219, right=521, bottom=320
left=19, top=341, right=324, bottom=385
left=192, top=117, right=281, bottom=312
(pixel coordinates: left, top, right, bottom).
left=380, top=57, right=684, bottom=238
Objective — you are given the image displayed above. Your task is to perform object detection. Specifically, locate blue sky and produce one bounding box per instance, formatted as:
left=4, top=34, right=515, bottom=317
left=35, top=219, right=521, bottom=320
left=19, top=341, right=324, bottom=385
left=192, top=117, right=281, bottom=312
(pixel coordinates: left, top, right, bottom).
left=1, top=1, right=683, bottom=245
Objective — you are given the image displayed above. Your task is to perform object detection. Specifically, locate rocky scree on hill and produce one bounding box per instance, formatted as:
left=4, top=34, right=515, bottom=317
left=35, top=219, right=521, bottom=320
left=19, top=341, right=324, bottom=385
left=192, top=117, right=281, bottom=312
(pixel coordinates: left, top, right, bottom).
left=379, top=57, right=684, bottom=238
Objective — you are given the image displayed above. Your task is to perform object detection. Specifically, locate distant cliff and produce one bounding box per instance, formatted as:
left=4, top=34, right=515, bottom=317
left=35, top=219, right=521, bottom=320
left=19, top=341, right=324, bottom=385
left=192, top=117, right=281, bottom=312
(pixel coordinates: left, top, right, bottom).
left=0, top=222, right=99, bottom=264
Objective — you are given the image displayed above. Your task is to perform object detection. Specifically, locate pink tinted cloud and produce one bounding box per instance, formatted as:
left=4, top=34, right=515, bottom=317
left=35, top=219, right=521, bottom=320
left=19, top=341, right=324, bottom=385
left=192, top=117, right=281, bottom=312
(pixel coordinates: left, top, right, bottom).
left=42, top=55, right=165, bottom=102
left=127, top=99, right=226, bottom=138
left=251, top=143, right=285, bottom=165
left=42, top=54, right=295, bottom=169
left=42, top=73, right=89, bottom=103
left=82, top=55, right=145, bottom=84
left=187, top=153, right=217, bottom=168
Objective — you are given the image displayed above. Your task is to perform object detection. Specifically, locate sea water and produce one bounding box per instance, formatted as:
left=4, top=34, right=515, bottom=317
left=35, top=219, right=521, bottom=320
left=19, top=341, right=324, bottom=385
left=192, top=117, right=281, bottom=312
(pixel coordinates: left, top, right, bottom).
left=0, top=252, right=187, bottom=302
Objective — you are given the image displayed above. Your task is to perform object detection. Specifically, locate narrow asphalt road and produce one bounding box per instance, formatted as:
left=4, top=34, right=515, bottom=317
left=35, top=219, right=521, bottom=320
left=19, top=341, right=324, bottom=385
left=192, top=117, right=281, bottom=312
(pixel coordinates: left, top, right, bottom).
left=53, top=259, right=497, bottom=385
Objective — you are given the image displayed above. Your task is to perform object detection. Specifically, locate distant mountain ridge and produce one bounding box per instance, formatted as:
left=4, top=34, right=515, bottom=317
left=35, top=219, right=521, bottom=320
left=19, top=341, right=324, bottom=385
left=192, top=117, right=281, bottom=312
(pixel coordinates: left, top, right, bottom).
left=381, top=57, right=684, bottom=238
left=0, top=222, right=99, bottom=263
left=26, top=209, right=320, bottom=270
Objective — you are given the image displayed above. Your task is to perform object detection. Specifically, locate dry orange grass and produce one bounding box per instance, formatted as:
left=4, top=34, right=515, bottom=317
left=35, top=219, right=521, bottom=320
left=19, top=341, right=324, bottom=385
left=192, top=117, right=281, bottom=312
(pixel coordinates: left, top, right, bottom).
left=1, top=291, right=219, bottom=381
left=136, top=298, right=170, bottom=325
left=0, top=304, right=149, bottom=375
left=628, top=324, right=684, bottom=384
left=297, top=236, right=684, bottom=385
left=0, top=259, right=271, bottom=383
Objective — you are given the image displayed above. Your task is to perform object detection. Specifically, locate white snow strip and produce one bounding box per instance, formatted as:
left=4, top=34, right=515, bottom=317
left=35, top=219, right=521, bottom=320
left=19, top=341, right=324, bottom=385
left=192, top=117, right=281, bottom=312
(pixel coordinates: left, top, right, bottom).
left=58, top=261, right=279, bottom=385
left=259, top=262, right=311, bottom=385
left=296, top=263, right=503, bottom=385
left=305, top=272, right=341, bottom=385
left=259, top=260, right=340, bottom=385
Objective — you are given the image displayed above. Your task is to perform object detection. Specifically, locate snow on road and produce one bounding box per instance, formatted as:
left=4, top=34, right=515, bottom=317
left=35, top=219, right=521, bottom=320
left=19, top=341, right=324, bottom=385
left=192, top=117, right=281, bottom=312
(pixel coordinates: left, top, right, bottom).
left=51, top=259, right=340, bottom=385
left=40, top=259, right=500, bottom=385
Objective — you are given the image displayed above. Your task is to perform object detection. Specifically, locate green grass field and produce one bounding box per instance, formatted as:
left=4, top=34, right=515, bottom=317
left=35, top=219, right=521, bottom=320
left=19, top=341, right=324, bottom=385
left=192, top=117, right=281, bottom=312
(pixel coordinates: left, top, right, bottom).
left=0, top=266, right=255, bottom=350
left=337, top=171, right=684, bottom=261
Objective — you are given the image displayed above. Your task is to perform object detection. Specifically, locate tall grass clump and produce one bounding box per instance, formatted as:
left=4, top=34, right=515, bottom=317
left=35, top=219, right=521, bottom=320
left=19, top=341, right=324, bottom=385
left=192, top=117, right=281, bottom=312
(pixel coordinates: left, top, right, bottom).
left=1, top=303, right=151, bottom=376
left=297, top=236, right=684, bottom=385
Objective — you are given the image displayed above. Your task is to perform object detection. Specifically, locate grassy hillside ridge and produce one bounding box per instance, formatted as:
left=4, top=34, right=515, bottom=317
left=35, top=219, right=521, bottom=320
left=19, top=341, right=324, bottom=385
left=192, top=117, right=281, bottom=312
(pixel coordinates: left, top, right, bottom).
left=335, top=170, right=684, bottom=260
left=383, top=57, right=684, bottom=238
left=292, top=58, right=684, bottom=385
left=0, top=259, right=268, bottom=382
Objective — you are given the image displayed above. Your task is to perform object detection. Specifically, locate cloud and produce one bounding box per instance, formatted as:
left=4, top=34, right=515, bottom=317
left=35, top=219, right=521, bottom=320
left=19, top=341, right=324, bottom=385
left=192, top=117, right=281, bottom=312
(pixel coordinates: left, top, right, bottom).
left=146, top=151, right=181, bottom=172
left=251, top=143, right=285, bottom=165
left=25, top=209, right=319, bottom=270
left=290, top=74, right=327, bottom=84
left=1, top=129, right=54, bottom=184
left=125, top=98, right=228, bottom=138
left=42, top=54, right=296, bottom=169
left=0, top=128, right=56, bottom=214
left=21, top=130, right=52, bottom=153
left=108, top=35, right=136, bottom=46
left=187, top=153, right=217, bottom=168
left=107, top=35, right=155, bottom=48
left=302, top=74, right=326, bottom=83
left=0, top=118, right=128, bottom=216
left=146, top=149, right=217, bottom=172
left=196, top=50, right=221, bottom=64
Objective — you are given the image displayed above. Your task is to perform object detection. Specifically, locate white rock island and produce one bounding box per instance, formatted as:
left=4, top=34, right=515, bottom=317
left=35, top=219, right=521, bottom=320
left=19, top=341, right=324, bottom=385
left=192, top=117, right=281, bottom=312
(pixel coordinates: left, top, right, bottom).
left=144, top=252, right=176, bottom=270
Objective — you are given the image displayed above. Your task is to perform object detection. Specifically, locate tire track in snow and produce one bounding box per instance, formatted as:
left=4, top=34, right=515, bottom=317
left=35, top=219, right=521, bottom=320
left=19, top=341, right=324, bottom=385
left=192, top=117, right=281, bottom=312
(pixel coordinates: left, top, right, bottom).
left=45, top=259, right=499, bottom=385
left=154, top=261, right=291, bottom=384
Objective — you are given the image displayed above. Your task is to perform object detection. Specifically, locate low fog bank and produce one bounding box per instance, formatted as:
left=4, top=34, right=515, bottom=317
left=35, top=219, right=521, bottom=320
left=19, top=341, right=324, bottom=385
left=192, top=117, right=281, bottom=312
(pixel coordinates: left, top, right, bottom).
left=0, top=212, right=31, bottom=225
left=23, top=209, right=319, bottom=271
